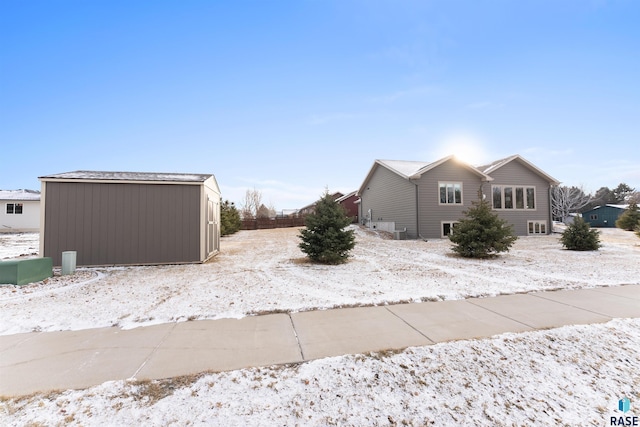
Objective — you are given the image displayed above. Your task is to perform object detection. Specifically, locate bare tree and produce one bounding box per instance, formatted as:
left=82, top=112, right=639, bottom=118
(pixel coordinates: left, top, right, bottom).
left=551, top=186, right=591, bottom=224
left=240, top=188, right=263, bottom=219
left=256, top=204, right=270, bottom=219
left=268, top=202, right=277, bottom=218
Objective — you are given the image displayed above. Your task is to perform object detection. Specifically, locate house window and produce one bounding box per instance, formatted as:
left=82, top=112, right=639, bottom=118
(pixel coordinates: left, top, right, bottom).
left=492, top=186, right=536, bottom=210
left=441, top=221, right=458, bottom=237
left=528, top=220, right=547, bottom=235
left=515, top=188, right=524, bottom=209
left=439, top=182, right=462, bottom=205
left=492, top=186, right=502, bottom=209
left=526, top=188, right=535, bottom=209
left=6, top=203, right=23, bottom=214
left=590, top=214, right=598, bottom=220
left=504, top=187, right=513, bottom=209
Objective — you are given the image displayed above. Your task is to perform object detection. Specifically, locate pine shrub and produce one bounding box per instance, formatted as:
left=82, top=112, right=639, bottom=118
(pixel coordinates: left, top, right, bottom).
left=449, top=193, right=517, bottom=258
left=299, top=192, right=355, bottom=264
left=221, top=200, right=242, bottom=236
left=560, top=216, right=601, bottom=251
left=616, top=201, right=640, bottom=231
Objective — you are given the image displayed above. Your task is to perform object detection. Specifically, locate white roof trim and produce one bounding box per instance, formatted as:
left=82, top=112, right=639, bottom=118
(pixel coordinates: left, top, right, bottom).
left=335, top=191, right=357, bottom=203
left=357, top=156, right=494, bottom=195
left=409, top=155, right=493, bottom=181
left=480, top=155, right=560, bottom=185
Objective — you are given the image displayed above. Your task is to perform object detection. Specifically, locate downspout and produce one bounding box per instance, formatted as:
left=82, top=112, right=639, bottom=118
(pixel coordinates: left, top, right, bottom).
left=547, top=185, right=553, bottom=234
left=411, top=179, right=427, bottom=241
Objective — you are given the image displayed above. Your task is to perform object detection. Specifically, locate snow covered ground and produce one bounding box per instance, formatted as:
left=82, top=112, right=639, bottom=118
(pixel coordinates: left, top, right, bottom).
left=1, top=227, right=639, bottom=425
left=0, top=226, right=638, bottom=334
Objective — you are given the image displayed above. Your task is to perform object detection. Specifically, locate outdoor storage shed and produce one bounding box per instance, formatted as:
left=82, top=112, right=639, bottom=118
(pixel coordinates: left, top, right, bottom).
left=581, top=204, right=628, bottom=228
left=39, top=171, right=221, bottom=266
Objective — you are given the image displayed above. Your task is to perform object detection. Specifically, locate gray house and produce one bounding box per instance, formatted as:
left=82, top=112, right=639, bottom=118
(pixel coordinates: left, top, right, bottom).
left=357, top=154, right=559, bottom=239
left=39, top=171, right=221, bottom=266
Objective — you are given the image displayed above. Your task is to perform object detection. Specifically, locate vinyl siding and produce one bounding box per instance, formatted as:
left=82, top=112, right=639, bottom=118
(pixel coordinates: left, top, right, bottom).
left=359, top=165, right=417, bottom=237
left=43, top=182, right=201, bottom=266
left=483, top=160, right=553, bottom=235
left=415, top=159, right=484, bottom=238
left=1, top=200, right=40, bottom=232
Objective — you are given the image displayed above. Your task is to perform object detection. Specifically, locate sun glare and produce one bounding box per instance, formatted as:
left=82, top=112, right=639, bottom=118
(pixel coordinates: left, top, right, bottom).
left=439, top=132, right=486, bottom=165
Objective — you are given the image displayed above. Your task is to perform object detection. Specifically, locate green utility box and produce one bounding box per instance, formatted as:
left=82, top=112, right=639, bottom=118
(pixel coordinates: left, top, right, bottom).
left=0, top=257, right=53, bottom=286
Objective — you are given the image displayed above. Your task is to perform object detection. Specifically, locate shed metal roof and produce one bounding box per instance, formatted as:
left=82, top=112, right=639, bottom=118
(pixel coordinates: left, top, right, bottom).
left=584, top=204, right=629, bottom=212
left=39, top=171, right=213, bottom=183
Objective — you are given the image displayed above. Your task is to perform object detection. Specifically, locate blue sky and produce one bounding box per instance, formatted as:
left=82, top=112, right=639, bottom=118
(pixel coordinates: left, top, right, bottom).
left=1, top=0, right=638, bottom=211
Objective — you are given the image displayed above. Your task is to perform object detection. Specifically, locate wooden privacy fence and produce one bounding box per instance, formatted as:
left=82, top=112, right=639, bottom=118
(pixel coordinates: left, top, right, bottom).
left=241, top=217, right=307, bottom=230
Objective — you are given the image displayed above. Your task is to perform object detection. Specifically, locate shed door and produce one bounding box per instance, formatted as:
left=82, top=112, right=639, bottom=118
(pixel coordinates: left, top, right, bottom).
left=206, top=197, right=220, bottom=256
left=207, top=199, right=215, bottom=255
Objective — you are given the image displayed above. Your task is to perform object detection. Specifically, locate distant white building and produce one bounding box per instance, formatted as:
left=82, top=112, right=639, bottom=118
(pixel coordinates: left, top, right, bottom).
left=0, top=190, right=41, bottom=233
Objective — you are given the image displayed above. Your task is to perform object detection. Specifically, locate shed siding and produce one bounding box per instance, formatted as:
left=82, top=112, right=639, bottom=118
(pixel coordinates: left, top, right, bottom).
left=359, top=165, right=417, bottom=237
left=484, top=160, right=553, bottom=235
left=582, top=206, right=624, bottom=227
left=416, top=159, right=484, bottom=238
left=43, top=182, right=200, bottom=266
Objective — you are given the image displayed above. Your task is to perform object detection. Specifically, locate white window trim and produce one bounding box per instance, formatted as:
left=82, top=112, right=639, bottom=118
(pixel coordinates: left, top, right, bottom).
left=6, top=203, right=23, bottom=215
left=491, top=185, right=537, bottom=210
left=438, top=181, right=463, bottom=206
left=441, top=221, right=459, bottom=238
left=527, top=220, right=547, bottom=235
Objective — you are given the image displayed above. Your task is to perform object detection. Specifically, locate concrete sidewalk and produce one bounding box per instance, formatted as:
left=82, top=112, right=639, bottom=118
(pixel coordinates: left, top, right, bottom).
left=1, top=285, right=639, bottom=396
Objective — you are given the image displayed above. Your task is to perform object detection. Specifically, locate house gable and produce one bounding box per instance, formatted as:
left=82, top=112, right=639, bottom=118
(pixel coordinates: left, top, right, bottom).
left=479, top=155, right=560, bottom=185
left=412, top=155, right=493, bottom=181
left=481, top=156, right=557, bottom=236
left=414, top=157, right=489, bottom=238
left=336, top=191, right=359, bottom=221
left=357, top=160, right=429, bottom=196
left=357, top=162, right=418, bottom=237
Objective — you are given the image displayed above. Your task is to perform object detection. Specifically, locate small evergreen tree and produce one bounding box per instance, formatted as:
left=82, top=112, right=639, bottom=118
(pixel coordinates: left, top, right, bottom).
left=560, top=216, right=601, bottom=251
left=615, top=201, right=640, bottom=231
left=299, top=192, right=355, bottom=264
left=449, top=192, right=517, bottom=258
left=220, top=200, right=242, bottom=236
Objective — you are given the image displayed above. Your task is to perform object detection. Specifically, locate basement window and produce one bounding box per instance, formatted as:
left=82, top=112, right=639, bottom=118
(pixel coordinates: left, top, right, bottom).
left=528, top=220, right=547, bottom=235
left=441, top=221, right=458, bottom=237
left=6, top=203, right=23, bottom=214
